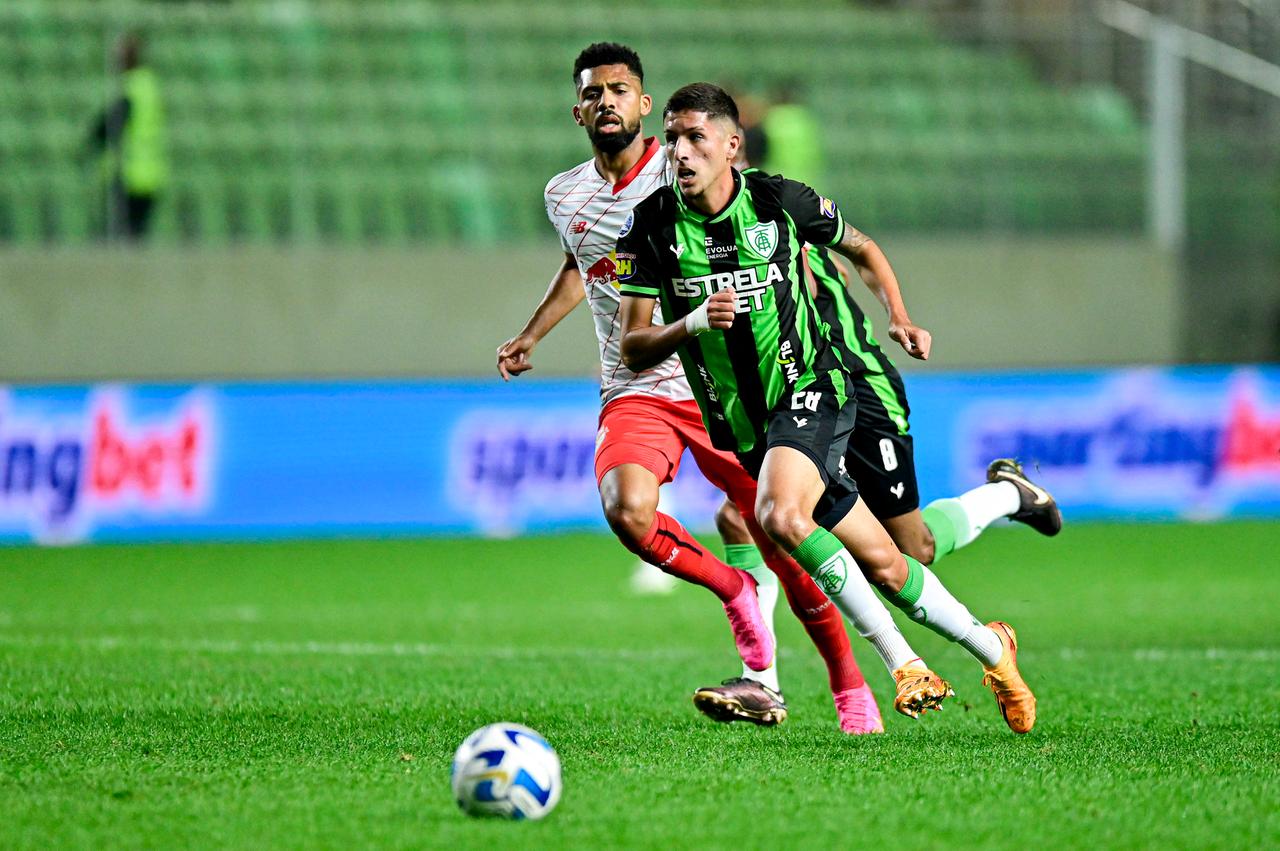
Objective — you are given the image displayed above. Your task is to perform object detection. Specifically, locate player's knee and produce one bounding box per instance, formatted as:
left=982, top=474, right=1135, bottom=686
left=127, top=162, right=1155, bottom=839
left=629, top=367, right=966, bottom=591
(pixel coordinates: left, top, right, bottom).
left=601, top=491, right=657, bottom=547
left=714, top=499, right=751, bottom=545
left=754, top=496, right=810, bottom=551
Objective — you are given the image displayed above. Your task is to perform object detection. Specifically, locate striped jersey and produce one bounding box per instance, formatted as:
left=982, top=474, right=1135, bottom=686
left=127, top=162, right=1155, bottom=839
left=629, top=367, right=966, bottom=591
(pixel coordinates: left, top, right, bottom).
left=735, top=168, right=911, bottom=436
left=803, top=243, right=911, bottom=435
left=616, top=169, right=849, bottom=452
left=543, top=137, right=691, bottom=405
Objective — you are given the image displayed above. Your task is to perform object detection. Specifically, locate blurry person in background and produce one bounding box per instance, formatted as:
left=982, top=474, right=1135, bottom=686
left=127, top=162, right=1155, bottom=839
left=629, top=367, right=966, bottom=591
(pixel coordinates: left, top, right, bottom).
left=86, top=32, right=168, bottom=241
left=760, top=78, right=823, bottom=188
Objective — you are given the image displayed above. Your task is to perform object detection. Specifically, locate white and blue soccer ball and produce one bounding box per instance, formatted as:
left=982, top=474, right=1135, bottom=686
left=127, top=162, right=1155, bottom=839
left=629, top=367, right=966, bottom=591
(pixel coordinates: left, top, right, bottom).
left=451, top=722, right=562, bottom=820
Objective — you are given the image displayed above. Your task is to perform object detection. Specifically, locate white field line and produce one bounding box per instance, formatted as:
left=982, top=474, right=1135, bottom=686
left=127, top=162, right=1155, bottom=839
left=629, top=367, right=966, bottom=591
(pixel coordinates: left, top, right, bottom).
left=0, top=606, right=264, bottom=627
left=0, top=633, right=1276, bottom=663
left=0, top=633, right=704, bottom=662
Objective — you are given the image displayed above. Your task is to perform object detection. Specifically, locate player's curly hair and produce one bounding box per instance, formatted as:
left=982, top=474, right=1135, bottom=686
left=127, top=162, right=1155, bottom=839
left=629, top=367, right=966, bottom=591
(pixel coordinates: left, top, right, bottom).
left=572, top=42, right=644, bottom=88
left=663, top=83, right=739, bottom=124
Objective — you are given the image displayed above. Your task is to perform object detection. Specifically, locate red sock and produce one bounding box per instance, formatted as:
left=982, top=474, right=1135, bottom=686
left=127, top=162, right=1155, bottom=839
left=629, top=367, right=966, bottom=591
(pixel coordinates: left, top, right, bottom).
left=789, top=591, right=865, bottom=693
left=626, top=512, right=744, bottom=603
left=756, top=537, right=866, bottom=693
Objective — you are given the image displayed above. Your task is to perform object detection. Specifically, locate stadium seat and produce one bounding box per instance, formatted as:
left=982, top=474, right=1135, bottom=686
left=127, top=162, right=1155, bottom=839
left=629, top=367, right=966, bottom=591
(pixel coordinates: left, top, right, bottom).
left=0, top=0, right=1166, bottom=244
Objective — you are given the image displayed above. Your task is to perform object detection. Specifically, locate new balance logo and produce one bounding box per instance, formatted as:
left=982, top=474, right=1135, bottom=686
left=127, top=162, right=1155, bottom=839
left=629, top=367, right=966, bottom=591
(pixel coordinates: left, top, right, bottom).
left=793, top=416, right=809, bottom=428
left=569, top=221, right=588, bottom=234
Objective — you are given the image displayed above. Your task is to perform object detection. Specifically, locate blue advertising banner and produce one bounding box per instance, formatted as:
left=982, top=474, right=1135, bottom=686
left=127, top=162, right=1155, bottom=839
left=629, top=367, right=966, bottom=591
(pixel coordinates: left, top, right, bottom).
left=1, top=366, right=1277, bottom=545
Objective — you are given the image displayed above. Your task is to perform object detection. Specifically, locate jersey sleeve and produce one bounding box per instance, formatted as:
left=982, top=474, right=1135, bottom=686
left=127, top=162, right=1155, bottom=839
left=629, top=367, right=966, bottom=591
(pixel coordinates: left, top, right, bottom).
left=779, top=178, right=845, bottom=247
left=614, top=208, right=663, bottom=299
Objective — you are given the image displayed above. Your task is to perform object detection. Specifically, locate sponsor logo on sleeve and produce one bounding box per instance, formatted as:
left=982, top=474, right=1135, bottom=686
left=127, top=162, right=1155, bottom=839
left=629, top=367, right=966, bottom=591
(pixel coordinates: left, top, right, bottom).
left=819, top=197, right=837, bottom=219
left=617, top=212, right=634, bottom=238
left=614, top=254, right=635, bottom=280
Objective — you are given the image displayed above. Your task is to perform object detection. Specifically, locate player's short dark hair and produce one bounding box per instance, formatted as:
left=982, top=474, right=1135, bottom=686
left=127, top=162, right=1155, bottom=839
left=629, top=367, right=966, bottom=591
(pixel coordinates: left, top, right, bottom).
left=572, top=42, right=644, bottom=88
left=663, top=83, right=740, bottom=125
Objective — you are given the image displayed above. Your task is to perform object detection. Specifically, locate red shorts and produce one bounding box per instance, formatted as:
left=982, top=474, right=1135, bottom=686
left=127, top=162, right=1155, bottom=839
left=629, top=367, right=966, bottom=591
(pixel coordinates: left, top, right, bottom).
left=594, top=395, right=758, bottom=512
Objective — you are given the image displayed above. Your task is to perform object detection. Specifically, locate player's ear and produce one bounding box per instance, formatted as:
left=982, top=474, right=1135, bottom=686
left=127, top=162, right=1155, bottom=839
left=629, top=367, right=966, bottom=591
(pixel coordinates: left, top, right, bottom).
left=726, top=125, right=742, bottom=161
left=572, top=103, right=584, bottom=127
left=639, top=92, right=652, bottom=117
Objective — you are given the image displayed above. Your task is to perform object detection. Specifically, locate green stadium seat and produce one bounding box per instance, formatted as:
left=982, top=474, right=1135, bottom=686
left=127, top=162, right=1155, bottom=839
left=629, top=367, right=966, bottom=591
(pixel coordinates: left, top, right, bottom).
left=0, top=0, right=1180, bottom=245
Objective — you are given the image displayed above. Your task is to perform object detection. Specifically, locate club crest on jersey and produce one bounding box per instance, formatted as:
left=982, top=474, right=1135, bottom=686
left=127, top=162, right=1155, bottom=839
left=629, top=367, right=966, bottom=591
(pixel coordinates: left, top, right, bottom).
left=743, top=221, right=778, bottom=260
left=617, top=212, right=634, bottom=238
left=819, top=197, right=837, bottom=219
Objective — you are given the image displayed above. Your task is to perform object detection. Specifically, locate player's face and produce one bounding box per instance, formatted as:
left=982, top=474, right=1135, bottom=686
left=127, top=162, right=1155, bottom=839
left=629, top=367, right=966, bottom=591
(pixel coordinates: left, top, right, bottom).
left=573, top=64, right=651, bottom=155
left=663, top=111, right=740, bottom=201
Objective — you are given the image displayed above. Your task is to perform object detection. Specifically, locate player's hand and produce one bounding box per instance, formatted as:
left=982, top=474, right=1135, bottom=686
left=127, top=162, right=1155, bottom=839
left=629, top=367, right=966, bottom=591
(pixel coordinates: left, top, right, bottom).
left=889, top=321, right=932, bottom=360
left=706, top=288, right=738, bottom=330
left=496, top=334, right=536, bottom=381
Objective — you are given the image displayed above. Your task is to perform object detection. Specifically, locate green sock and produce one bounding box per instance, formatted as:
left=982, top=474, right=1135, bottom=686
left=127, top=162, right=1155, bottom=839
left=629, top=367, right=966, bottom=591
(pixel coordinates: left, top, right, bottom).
left=922, top=500, right=967, bottom=564
left=886, top=554, right=926, bottom=609
left=790, top=528, right=846, bottom=592
left=722, top=543, right=765, bottom=570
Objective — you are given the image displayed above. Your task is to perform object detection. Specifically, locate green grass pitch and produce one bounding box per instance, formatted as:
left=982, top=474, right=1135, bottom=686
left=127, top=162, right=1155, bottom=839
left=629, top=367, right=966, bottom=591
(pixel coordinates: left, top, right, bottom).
left=1, top=521, right=1277, bottom=849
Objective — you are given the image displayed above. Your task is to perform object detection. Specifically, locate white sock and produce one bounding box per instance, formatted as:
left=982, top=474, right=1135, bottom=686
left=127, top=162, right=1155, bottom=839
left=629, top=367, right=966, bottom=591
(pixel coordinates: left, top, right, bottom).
left=811, top=547, right=919, bottom=672
left=938, top=481, right=1020, bottom=549
left=902, top=564, right=1003, bottom=666
left=741, top=565, right=781, bottom=692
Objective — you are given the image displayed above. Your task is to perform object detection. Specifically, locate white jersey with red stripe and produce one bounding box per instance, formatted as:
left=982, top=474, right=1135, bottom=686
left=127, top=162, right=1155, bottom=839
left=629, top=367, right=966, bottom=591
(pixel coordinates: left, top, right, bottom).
left=544, top=136, right=693, bottom=405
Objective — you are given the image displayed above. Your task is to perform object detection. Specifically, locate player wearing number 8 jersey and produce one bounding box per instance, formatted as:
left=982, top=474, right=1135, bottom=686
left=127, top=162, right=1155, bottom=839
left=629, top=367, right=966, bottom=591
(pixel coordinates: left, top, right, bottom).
left=795, top=197, right=1064, bottom=565
left=619, top=82, right=1039, bottom=729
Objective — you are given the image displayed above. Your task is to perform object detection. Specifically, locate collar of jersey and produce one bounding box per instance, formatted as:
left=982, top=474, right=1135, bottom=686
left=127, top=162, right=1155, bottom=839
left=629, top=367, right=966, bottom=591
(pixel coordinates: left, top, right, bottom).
left=596, top=136, right=661, bottom=194
left=674, top=168, right=746, bottom=224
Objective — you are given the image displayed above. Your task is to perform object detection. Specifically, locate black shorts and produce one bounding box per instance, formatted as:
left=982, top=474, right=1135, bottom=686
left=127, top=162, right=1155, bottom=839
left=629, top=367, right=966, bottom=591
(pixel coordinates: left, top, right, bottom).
left=843, top=366, right=920, bottom=518
left=735, top=372, right=861, bottom=531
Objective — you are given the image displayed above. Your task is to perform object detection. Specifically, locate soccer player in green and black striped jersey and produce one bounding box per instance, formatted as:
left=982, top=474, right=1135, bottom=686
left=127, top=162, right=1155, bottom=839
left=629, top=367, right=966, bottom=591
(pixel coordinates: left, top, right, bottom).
left=618, top=83, right=1037, bottom=730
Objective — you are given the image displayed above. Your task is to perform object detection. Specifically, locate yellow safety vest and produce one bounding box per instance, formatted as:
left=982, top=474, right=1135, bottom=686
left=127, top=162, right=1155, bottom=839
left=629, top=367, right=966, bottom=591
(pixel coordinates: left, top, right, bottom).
left=120, top=67, right=168, bottom=194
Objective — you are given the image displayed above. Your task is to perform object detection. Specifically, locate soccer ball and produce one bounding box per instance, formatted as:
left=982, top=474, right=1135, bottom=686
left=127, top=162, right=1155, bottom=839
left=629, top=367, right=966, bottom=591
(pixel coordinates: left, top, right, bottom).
left=450, top=722, right=562, bottom=820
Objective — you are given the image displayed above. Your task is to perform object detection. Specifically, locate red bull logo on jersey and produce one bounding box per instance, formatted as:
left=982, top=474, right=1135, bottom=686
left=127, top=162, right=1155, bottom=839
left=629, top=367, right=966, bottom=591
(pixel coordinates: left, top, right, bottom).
left=0, top=389, right=212, bottom=542
left=959, top=370, right=1280, bottom=518
left=584, top=251, right=623, bottom=287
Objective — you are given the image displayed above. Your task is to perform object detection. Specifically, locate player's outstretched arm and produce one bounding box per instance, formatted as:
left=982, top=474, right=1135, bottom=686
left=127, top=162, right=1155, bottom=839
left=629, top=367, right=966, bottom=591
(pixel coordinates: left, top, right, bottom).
left=619, top=288, right=737, bottom=372
left=830, top=223, right=932, bottom=361
left=496, top=253, right=585, bottom=380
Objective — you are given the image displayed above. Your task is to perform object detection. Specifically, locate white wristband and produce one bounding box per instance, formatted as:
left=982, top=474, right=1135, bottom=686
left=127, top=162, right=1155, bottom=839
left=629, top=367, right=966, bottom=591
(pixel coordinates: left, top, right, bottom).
left=684, top=302, right=712, bottom=336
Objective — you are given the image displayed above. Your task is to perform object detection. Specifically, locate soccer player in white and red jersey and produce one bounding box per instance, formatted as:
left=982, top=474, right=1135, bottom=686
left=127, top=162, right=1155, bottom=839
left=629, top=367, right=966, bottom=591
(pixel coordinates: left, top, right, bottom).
left=496, top=43, right=881, bottom=733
